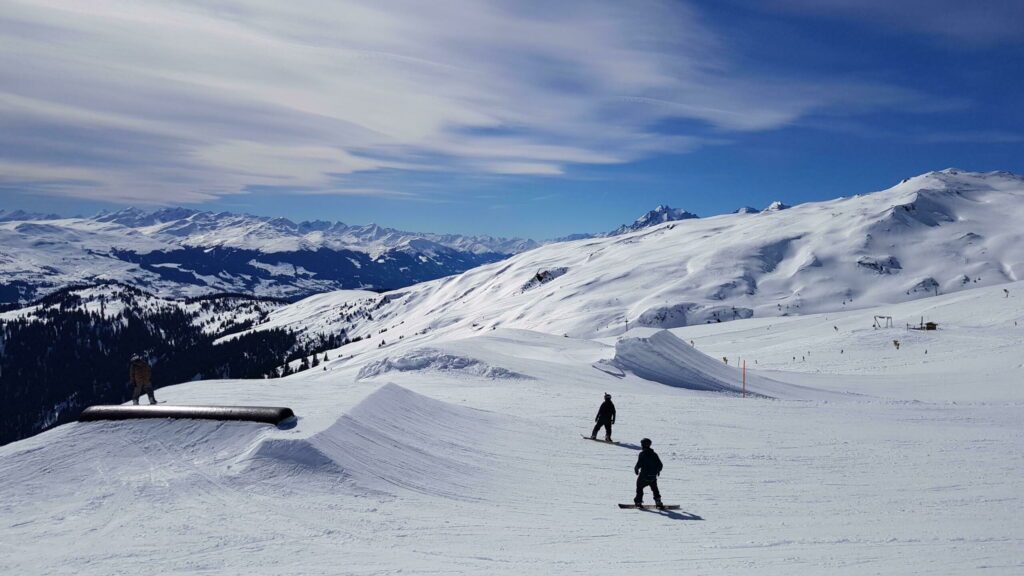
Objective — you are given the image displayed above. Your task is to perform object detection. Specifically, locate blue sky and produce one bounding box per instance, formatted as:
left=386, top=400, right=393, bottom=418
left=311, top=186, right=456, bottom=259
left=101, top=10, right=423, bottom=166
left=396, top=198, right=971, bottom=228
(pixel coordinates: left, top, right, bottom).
left=1, top=0, right=1021, bottom=238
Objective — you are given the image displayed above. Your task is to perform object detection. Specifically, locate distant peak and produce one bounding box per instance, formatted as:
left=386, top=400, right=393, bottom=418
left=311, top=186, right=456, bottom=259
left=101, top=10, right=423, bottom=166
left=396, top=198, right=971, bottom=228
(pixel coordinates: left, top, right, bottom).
left=609, top=204, right=697, bottom=236
left=763, top=201, right=790, bottom=212
left=0, top=209, right=63, bottom=222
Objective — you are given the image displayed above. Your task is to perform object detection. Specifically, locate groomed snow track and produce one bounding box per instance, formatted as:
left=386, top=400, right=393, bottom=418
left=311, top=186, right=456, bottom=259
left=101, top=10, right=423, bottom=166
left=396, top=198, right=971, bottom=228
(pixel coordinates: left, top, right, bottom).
left=79, top=404, right=295, bottom=425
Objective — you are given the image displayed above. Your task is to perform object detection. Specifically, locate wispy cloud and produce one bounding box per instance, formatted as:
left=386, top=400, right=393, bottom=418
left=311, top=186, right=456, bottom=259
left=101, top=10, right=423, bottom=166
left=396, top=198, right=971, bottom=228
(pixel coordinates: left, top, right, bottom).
left=0, top=0, right=942, bottom=203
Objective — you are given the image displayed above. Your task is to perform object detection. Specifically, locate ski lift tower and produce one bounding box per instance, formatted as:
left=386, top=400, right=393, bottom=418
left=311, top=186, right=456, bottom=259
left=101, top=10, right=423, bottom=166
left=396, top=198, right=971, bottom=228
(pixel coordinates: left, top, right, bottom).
left=873, top=315, right=893, bottom=329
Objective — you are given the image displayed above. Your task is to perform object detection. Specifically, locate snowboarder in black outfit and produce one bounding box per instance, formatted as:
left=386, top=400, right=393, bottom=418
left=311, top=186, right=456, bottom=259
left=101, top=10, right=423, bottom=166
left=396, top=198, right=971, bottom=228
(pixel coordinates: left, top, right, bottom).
left=634, top=437, right=664, bottom=508
left=591, top=393, right=616, bottom=441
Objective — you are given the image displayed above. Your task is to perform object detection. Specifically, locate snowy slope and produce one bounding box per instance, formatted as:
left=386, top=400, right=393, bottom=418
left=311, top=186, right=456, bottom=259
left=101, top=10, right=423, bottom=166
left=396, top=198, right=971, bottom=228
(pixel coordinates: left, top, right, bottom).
left=1, top=281, right=1021, bottom=574
left=248, top=169, right=1024, bottom=346
left=0, top=283, right=284, bottom=335
left=1, top=169, right=1022, bottom=574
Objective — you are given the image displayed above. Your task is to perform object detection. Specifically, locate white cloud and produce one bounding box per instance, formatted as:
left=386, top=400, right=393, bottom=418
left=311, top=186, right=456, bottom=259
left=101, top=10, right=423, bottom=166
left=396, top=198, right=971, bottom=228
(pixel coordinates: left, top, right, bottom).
left=0, top=0, right=938, bottom=203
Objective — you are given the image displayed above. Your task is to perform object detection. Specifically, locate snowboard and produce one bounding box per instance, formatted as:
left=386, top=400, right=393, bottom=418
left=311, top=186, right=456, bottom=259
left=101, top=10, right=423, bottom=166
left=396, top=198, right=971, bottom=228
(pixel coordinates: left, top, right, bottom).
left=618, top=504, right=681, bottom=510
left=581, top=434, right=622, bottom=445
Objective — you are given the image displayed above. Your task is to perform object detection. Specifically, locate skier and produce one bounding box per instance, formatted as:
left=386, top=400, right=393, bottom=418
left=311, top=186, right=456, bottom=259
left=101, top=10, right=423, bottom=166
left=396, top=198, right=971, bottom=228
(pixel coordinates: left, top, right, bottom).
left=634, top=438, right=664, bottom=509
left=129, top=355, right=157, bottom=405
left=590, top=393, right=616, bottom=441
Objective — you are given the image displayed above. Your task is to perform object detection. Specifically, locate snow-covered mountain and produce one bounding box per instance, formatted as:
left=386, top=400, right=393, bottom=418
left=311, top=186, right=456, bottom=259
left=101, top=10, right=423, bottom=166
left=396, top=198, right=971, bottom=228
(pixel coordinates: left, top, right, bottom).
left=0, top=208, right=538, bottom=304
left=2, top=169, right=1023, bottom=574
left=608, top=204, right=699, bottom=235
left=246, top=169, right=1024, bottom=344
left=0, top=209, right=65, bottom=222
left=555, top=204, right=700, bottom=241
left=763, top=200, right=790, bottom=212
left=90, top=207, right=539, bottom=255
left=3, top=261, right=1022, bottom=574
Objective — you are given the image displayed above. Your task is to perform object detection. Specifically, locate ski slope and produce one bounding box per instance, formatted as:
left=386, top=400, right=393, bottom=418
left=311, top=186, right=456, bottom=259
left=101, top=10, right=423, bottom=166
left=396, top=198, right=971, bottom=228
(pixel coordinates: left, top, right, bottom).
left=1, top=281, right=1022, bottom=574
left=237, top=169, right=1024, bottom=348
left=2, top=170, right=1023, bottom=573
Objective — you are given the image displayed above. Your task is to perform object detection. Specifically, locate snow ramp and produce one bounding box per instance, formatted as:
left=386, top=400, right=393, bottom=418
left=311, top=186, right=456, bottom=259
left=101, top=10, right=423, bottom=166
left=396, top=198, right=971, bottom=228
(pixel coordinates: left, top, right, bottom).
left=613, top=330, right=833, bottom=400
left=238, top=383, right=515, bottom=500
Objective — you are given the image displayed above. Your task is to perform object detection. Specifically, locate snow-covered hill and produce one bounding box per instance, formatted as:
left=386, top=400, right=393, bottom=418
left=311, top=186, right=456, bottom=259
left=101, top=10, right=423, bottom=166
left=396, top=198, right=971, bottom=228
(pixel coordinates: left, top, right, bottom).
left=2, top=169, right=1023, bottom=574
left=246, top=169, right=1024, bottom=345
left=0, top=208, right=538, bottom=304
left=1, top=278, right=1021, bottom=574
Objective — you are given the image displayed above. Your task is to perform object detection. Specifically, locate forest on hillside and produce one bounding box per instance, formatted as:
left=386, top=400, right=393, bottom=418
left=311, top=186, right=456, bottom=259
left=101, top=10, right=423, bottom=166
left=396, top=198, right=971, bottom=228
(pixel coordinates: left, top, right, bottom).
left=0, top=286, right=350, bottom=445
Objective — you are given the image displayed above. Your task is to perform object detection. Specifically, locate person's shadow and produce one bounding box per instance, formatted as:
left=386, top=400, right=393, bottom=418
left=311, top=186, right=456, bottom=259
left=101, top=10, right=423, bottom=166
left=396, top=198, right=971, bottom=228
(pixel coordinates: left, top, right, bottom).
left=641, top=508, right=703, bottom=521
left=615, top=441, right=642, bottom=451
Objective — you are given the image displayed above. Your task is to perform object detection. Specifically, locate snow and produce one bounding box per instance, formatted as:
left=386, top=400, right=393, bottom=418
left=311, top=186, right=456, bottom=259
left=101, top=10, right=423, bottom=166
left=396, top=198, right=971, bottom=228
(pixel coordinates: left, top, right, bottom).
left=611, top=330, right=842, bottom=399
left=0, top=207, right=535, bottom=303
left=216, top=289, right=376, bottom=344
left=357, top=347, right=532, bottom=380
left=2, top=278, right=1022, bottom=574
left=252, top=169, right=1022, bottom=347
left=1, top=170, right=1023, bottom=573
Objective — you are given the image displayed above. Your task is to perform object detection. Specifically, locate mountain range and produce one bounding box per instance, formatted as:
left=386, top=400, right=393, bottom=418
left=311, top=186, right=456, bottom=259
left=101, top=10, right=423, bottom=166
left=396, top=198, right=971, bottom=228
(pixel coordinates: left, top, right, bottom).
left=0, top=207, right=544, bottom=305
left=0, top=201, right=718, bottom=305
left=234, top=169, right=1024, bottom=343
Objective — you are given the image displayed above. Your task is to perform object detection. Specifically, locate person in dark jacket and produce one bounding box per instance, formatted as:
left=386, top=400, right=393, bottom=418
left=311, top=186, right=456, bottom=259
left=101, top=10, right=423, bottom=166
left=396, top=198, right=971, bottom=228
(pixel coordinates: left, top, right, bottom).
left=634, top=437, right=664, bottom=508
left=590, top=393, right=616, bottom=441
left=129, top=355, right=157, bottom=406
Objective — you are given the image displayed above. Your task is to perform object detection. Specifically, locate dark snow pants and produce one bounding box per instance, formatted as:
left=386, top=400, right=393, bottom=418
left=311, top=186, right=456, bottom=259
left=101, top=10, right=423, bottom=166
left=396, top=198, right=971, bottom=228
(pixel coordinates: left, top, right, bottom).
left=592, top=420, right=612, bottom=439
left=635, top=474, right=661, bottom=504
left=132, top=382, right=156, bottom=405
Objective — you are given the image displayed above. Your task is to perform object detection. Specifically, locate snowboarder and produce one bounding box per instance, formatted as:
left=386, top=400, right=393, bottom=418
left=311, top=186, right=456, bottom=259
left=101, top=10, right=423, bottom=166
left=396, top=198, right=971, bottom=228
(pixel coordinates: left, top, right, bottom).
left=634, top=438, right=664, bottom=508
left=591, top=393, right=616, bottom=441
left=129, top=355, right=157, bottom=405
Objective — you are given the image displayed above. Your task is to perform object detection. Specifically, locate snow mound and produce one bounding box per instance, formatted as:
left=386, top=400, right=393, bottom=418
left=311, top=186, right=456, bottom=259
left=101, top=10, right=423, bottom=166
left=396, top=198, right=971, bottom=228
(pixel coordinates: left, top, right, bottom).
left=636, top=302, right=753, bottom=328
left=357, top=348, right=530, bottom=380
left=613, top=330, right=834, bottom=400
left=237, top=384, right=510, bottom=499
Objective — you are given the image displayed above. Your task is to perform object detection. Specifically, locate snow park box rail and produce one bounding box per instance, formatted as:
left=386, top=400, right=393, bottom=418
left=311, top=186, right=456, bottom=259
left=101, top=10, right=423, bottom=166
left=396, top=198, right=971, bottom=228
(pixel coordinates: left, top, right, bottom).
left=79, top=404, right=295, bottom=426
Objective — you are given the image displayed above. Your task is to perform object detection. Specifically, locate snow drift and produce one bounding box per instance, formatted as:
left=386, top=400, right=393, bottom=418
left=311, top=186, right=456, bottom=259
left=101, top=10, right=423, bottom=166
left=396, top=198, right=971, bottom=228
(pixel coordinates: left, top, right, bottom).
left=357, top=348, right=530, bottom=381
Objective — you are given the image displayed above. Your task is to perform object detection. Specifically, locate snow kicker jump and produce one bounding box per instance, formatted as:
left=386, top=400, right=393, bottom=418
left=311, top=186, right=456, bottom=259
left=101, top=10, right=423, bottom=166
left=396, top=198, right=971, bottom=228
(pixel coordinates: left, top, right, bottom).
left=612, top=330, right=839, bottom=400
left=79, top=404, right=295, bottom=425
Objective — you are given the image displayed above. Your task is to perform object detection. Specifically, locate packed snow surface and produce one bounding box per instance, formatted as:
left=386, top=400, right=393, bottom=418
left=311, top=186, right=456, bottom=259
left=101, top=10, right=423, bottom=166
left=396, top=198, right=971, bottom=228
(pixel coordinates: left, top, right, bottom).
left=1, top=279, right=1022, bottom=574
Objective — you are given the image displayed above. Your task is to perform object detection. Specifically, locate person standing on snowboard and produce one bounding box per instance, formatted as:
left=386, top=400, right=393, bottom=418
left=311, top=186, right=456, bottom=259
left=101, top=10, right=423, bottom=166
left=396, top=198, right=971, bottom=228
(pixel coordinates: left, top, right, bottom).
left=634, top=437, right=664, bottom=508
left=129, top=354, right=157, bottom=405
left=591, top=393, right=616, bottom=441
